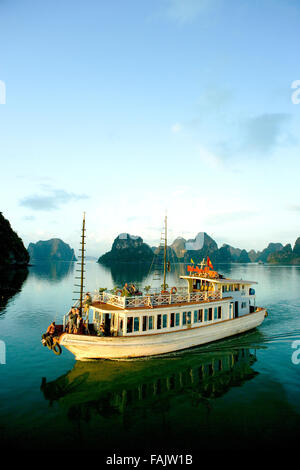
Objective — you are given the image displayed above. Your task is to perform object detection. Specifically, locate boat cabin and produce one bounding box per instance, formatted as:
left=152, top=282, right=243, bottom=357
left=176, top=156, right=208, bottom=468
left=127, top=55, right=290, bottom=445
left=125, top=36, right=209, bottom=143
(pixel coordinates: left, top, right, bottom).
left=80, top=268, right=257, bottom=339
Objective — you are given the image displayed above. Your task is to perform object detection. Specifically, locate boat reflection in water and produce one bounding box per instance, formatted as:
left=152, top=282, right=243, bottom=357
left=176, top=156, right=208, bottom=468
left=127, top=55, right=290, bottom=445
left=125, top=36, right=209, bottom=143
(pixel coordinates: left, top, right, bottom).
left=41, top=343, right=260, bottom=450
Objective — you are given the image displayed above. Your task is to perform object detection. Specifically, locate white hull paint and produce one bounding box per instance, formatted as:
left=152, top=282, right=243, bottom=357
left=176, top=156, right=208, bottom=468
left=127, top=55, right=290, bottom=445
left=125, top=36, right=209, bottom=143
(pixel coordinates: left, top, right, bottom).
left=59, top=309, right=266, bottom=361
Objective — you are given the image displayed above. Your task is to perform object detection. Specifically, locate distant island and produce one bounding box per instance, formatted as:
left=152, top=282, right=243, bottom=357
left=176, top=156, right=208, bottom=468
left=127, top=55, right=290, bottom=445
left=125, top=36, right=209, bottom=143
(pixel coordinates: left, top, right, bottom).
left=28, top=238, right=77, bottom=263
left=98, top=233, right=154, bottom=264
left=267, top=238, right=300, bottom=265
left=98, top=231, right=300, bottom=265
left=0, top=212, right=29, bottom=268
left=1, top=210, right=299, bottom=269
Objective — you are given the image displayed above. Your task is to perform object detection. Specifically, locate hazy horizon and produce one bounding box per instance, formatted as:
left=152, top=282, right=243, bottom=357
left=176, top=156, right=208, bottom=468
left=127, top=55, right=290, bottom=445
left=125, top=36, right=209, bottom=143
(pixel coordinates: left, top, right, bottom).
left=19, top=219, right=299, bottom=259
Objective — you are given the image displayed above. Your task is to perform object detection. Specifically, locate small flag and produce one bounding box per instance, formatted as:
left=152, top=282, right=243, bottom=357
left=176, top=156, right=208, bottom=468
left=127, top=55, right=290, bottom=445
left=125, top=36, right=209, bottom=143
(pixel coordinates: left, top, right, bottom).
left=207, top=256, right=213, bottom=270
left=191, top=258, right=194, bottom=264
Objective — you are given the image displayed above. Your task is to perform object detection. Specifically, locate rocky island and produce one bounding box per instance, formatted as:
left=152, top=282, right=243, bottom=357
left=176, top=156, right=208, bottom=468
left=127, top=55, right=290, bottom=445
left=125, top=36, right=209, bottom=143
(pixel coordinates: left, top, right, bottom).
left=98, top=233, right=154, bottom=264
left=170, top=233, right=252, bottom=264
left=97, top=231, right=300, bottom=266
left=0, top=212, right=29, bottom=268
left=28, top=238, right=77, bottom=263
left=267, top=238, right=300, bottom=264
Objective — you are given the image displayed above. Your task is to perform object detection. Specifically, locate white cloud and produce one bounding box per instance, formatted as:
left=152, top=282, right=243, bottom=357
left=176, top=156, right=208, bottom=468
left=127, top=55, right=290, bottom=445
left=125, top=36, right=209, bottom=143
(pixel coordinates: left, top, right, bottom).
left=165, top=0, right=214, bottom=24
left=196, top=145, right=223, bottom=168
left=20, top=187, right=89, bottom=211
left=171, top=123, right=182, bottom=133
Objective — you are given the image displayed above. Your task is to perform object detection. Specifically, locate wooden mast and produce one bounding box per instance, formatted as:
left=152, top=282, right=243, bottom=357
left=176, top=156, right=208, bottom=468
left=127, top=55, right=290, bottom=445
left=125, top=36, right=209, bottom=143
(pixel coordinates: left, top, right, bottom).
left=79, top=212, right=86, bottom=315
left=163, top=214, right=167, bottom=291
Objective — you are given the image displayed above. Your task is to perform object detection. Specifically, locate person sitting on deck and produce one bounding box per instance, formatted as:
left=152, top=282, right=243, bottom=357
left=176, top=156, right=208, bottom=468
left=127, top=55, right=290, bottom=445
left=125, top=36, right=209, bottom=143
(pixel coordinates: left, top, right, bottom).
left=123, top=283, right=130, bottom=296
left=83, top=292, right=92, bottom=314
left=98, top=322, right=105, bottom=336
left=41, top=321, right=56, bottom=347
left=130, top=284, right=137, bottom=294
left=47, top=321, right=56, bottom=336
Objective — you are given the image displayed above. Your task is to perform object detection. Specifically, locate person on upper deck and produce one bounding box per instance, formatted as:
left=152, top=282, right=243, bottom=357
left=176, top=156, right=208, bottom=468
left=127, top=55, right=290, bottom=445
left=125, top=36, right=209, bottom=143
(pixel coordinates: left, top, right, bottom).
left=123, top=283, right=130, bottom=296
left=130, top=284, right=137, bottom=294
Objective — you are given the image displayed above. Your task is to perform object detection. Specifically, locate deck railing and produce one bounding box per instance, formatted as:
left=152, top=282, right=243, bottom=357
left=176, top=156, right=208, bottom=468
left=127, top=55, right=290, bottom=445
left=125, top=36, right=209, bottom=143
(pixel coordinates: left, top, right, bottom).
left=94, top=289, right=222, bottom=309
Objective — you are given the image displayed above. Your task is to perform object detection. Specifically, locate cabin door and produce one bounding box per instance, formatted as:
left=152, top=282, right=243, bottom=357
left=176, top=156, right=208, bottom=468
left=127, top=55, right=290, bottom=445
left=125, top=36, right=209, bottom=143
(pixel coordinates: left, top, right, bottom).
left=104, top=313, right=111, bottom=334
left=234, top=301, right=239, bottom=318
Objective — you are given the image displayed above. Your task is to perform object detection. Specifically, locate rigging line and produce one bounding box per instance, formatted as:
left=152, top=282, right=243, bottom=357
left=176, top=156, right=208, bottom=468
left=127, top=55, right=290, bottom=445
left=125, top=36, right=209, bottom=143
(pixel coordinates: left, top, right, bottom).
left=147, top=221, right=165, bottom=282
left=65, top=245, right=77, bottom=278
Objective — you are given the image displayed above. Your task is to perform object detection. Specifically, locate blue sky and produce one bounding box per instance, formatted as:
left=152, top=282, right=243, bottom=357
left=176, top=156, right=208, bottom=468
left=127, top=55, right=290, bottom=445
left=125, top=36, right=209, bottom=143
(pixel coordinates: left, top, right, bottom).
left=0, top=0, right=299, bottom=256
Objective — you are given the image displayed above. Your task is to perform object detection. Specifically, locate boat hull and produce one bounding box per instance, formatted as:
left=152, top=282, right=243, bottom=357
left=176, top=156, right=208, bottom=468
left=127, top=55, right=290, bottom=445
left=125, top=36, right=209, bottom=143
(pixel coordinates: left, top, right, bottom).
left=59, top=309, right=266, bottom=361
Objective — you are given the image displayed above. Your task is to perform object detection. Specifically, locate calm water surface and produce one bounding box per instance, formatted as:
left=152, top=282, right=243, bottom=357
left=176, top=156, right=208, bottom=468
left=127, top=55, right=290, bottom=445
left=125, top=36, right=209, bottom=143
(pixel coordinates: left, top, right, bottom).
left=0, top=261, right=300, bottom=451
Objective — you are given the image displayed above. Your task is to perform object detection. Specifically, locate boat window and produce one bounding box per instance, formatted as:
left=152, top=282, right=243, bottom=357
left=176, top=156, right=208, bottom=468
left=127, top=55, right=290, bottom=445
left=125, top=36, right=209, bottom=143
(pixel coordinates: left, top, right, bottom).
left=208, top=308, right=213, bottom=321
left=234, top=284, right=240, bottom=291
left=127, top=317, right=133, bottom=333
left=157, top=314, right=162, bottom=330
left=199, top=309, right=203, bottom=322
left=193, top=310, right=198, bottom=323
left=134, top=317, right=140, bottom=332
left=120, top=319, right=123, bottom=331
left=214, top=307, right=218, bottom=320
left=241, top=302, right=247, bottom=308
left=149, top=316, right=154, bottom=330
left=218, top=306, right=222, bottom=319
left=142, top=316, right=148, bottom=331
left=175, top=312, right=180, bottom=326
left=163, top=314, right=168, bottom=328
left=187, top=312, right=191, bottom=324
left=204, top=309, right=208, bottom=321
left=183, top=312, right=187, bottom=325
left=170, top=313, right=175, bottom=327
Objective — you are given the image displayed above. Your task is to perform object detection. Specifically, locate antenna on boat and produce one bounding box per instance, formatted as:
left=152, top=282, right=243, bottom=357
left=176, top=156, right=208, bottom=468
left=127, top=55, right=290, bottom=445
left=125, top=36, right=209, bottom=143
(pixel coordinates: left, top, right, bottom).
left=72, top=212, right=86, bottom=314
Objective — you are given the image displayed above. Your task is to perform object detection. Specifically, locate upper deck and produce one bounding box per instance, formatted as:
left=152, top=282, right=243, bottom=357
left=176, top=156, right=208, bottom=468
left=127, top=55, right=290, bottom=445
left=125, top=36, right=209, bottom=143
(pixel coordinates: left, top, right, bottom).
left=92, top=287, right=222, bottom=310
left=88, top=263, right=257, bottom=312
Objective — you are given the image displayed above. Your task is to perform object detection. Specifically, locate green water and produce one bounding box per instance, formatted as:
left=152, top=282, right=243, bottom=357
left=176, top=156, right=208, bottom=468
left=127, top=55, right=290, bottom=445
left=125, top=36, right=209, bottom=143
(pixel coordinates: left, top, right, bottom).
left=0, top=261, right=300, bottom=451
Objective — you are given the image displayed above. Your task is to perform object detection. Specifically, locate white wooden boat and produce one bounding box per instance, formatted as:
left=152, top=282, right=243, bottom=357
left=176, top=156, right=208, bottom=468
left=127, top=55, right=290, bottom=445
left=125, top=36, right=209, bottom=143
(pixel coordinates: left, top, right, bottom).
left=43, top=215, right=267, bottom=361
left=58, top=277, right=266, bottom=360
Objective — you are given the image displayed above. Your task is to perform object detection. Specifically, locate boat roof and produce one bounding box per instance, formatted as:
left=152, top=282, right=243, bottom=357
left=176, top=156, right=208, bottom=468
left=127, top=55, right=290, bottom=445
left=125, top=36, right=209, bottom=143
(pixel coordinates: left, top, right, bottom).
left=180, top=275, right=257, bottom=285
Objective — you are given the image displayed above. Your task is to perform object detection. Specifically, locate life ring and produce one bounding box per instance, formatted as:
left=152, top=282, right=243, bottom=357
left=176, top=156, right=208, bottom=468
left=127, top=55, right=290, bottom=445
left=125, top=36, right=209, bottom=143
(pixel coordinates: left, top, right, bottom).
left=171, top=287, right=177, bottom=294
left=115, top=289, right=122, bottom=296
left=52, top=342, right=62, bottom=356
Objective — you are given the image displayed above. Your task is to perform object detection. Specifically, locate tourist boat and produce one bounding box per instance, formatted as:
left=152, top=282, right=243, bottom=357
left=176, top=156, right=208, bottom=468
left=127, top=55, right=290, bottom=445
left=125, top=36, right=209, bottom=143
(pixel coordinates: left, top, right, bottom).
left=43, top=215, right=267, bottom=361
